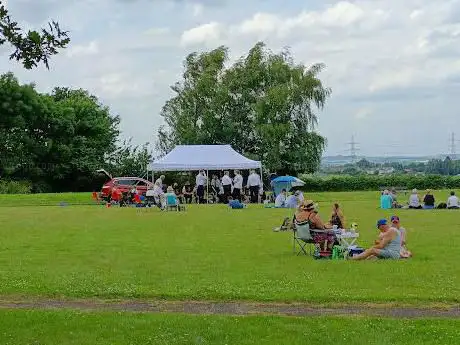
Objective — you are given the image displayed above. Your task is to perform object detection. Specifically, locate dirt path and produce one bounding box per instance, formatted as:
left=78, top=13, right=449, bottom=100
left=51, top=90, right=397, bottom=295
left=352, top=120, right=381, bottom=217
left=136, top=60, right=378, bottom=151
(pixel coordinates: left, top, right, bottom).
left=0, top=298, right=459, bottom=318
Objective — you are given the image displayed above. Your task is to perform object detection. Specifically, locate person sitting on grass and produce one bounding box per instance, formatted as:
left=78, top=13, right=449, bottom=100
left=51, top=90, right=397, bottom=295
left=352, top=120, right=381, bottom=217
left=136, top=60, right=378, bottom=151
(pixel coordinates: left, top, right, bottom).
left=228, top=196, right=245, bottom=209
left=274, top=189, right=287, bottom=208
left=352, top=219, right=401, bottom=260
left=285, top=191, right=301, bottom=209
left=423, top=189, right=435, bottom=209
left=447, top=191, right=459, bottom=209
left=409, top=189, right=422, bottom=209
left=329, top=203, right=345, bottom=229
left=391, top=216, right=412, bottom=258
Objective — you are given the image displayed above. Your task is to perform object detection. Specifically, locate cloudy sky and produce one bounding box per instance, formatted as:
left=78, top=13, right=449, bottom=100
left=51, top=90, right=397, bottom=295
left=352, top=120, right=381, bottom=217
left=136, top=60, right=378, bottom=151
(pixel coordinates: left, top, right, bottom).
left=2, top=0, right=460, bottom=156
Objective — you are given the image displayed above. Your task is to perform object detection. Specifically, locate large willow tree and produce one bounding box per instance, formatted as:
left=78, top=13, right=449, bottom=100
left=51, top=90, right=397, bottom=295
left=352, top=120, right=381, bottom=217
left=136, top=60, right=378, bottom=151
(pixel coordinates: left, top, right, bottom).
left=157, top=42, right=331, bottom=174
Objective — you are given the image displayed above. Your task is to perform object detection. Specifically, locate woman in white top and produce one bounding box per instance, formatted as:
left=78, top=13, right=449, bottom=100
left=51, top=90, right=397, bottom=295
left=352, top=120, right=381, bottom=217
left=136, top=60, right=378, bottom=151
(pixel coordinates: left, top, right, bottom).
left=447, top=191, right=459, bottom=209
left=408, top=189, right=422, bottom=209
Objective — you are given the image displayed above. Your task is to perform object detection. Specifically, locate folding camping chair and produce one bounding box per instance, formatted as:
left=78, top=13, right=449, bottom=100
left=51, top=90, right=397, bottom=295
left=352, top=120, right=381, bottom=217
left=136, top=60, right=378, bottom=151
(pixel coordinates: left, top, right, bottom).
left=165, top=194, right=185, bottom=212
left=293, top=223, right=315, bottom=256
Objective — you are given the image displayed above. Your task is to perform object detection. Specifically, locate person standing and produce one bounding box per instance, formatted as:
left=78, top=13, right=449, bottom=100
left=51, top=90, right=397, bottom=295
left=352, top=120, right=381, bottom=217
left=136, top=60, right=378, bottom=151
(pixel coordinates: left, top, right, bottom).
left=221, top=171, right=232, bottom=202
left=210, top=174, right=223, bottom=203
left=155, top=175, right=165, bottom=186
left=195, top=170, right=207, bottom=204
left=232, top=170, right=243, bottom=201
left=247, top=169, right=261, bottom=203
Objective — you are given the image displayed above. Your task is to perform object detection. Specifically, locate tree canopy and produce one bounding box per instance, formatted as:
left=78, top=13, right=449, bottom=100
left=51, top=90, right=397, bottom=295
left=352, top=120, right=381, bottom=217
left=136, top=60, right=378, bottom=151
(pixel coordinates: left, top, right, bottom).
left=0, top=0, right=69, bottom=69
left=157, top=42, right=331, bottom=175
left=0, top=73, right=150, bottom=192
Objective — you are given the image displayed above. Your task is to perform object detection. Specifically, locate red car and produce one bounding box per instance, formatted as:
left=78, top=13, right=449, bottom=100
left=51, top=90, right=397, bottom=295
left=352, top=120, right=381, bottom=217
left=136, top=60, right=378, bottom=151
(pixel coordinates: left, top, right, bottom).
left=98, top=170, right=154, bottom=200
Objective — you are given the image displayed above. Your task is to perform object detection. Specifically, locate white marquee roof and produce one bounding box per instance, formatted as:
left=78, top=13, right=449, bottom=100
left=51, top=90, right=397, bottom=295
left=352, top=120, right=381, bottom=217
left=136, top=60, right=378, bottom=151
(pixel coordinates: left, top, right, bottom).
left=148, top=145, right=262, bottom=172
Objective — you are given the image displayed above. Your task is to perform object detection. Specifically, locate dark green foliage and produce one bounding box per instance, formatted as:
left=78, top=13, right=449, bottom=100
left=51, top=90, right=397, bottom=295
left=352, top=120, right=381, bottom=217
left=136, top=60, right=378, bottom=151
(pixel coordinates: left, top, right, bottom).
left=157, top=42, right=330, bottom=175
left=299, top=174, right=460, bottom=192
left=0, top=73, right=149, bottom=192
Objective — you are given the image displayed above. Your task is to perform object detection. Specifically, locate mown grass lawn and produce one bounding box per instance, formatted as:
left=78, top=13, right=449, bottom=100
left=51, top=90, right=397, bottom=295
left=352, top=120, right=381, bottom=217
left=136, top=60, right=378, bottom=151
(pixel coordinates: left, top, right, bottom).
left=0, top=310, right=459, bottom=345
left=0, top=191, right=458, bottom=304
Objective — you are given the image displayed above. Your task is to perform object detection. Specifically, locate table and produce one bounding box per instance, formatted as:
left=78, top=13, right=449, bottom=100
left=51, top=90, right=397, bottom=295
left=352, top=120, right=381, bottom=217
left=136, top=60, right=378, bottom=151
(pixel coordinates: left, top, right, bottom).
left=336, top=231, right=360, bottom=249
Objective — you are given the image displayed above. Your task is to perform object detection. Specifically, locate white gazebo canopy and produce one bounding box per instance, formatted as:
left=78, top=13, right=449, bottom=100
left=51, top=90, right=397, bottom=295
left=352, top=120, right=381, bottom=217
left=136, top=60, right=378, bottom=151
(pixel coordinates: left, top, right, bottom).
left=148, top=145, right=261, bottom=172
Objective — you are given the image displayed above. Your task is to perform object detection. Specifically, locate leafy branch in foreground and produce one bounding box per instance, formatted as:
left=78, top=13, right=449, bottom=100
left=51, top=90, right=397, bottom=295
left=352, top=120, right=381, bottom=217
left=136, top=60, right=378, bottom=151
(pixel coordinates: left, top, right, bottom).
left=0, top=0, right=70, bottom=69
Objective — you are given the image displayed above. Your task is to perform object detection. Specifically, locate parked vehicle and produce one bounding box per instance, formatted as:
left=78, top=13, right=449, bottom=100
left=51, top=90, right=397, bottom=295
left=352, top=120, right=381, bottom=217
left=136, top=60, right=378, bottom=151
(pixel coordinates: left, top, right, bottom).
left=97, top=170, right=153, bottom=201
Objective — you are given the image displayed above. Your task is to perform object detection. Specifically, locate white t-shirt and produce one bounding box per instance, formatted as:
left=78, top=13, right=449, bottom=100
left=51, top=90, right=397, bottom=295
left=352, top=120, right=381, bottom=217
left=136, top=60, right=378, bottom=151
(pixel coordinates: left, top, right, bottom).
left=275, top=193, right=286, bottom=207
left=196, top=173, right=207, bottom=186
left=447, top=195, right=459, bottom=208
left=221, top=175, right=232, bottom=186
left=409, top=194, right=420, bottom=207
left=247, top=173, right=261, bottom=187
left=233, top=174, right=243, bottom=189
left=297, top=192, right=304, bottom=203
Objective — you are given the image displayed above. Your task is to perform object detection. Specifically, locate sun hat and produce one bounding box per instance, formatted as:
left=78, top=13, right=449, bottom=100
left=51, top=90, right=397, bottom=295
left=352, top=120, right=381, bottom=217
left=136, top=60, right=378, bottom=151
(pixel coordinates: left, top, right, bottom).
left=301, top=200, right=315, bottom=211
left=376, top=219, right=387, bottom=228
left=412, top=188, right=417, bottom=193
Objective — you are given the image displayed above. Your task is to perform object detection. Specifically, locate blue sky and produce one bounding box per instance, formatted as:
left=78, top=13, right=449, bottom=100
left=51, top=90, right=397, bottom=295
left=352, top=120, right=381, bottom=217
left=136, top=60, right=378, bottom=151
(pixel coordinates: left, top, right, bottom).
left=2, top=0, right=460, bottom=156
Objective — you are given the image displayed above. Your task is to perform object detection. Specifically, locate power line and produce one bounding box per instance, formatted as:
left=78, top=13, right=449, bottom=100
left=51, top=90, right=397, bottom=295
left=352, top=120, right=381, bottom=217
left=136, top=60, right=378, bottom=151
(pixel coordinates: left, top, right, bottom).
left=449, top=132, right=456, bottom=156
left=346, top=135, right=360, bottom=162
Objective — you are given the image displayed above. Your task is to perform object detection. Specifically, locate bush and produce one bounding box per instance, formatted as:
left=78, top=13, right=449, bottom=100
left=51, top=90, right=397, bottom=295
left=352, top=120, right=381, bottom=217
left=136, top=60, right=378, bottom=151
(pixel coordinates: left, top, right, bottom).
left=298, top=174, right=460, bottom=192
left=0, top=180, right=32, bottom=194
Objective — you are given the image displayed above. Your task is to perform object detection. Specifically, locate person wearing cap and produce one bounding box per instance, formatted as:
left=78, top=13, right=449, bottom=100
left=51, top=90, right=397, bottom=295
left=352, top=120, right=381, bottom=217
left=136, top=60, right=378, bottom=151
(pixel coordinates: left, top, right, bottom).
left=391, top=216, right=412, bottom=258
left=408, top=189, right=422, bottom=209
left=294, top=200, right=330, bottom=230
left=422, top=189, right=435, bottom=209
left=352, top=219, right=401, bottom=260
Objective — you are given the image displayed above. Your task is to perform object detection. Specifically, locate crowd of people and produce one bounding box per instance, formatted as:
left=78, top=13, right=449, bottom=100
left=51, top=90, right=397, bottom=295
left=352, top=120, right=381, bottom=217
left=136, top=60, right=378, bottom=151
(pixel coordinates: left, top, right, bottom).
left=380, top=189, right=459, bottom=210
left=146, top=169, right=264, bottom=208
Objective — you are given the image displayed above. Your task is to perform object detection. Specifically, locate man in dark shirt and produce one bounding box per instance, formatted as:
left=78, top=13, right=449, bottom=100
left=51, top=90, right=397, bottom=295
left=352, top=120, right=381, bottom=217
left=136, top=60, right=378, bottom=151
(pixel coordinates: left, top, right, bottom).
left=423, top=189, right=435, bottom=209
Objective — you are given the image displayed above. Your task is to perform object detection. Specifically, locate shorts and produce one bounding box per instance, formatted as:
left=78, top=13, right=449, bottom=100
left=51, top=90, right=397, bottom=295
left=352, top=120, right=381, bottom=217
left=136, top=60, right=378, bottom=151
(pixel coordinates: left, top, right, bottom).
left=377, top=249, right=400, bottom=259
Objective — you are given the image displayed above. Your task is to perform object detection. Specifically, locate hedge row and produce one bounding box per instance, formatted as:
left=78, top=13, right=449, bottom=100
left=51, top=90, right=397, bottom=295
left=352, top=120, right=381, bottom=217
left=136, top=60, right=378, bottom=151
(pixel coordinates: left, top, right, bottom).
left=298, top=174, right=460, bottom=192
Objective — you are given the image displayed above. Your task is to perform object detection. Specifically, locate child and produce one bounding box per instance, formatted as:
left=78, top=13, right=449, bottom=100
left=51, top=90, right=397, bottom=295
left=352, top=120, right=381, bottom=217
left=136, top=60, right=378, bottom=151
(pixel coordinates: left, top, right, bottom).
left=228, top=196, right=245, bottom=209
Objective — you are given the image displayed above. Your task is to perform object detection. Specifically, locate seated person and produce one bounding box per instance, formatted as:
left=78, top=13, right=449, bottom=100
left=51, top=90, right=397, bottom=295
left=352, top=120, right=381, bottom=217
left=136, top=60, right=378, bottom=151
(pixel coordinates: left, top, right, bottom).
left=294, top=200, right=331, bottom=230
left=329, top=203, right=345, bottom=229
left=423, top=189, right=435, bottom=209
left=409, top=189, right=422, bottom=209
left=285, top=191, right=301, bottom=209
left=352, top=219, right=401, bottom=260
left=274, top=189, right=287, bottom=208
left=447, top=191, right=459, bottom=209
left=182, top=182, right=194, bottom=204
left=380, top=190, right=392, bottom=209
left=391, top=215, right=412, bottom=258
left=228, top=196, right=245, bottom=209
left=145, top=186, right=155, bottom=206
left=165, top=186, right=179, bottom=205
left=173, top=183, right=183, bottom=203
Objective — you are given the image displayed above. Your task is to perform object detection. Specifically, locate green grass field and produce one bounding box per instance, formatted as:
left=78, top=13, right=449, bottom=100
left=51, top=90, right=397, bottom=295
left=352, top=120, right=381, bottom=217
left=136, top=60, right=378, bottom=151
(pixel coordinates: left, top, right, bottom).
left=1, top=310, right=459, bottom=345
left=0, top=191, right=458, bottom=344
left=0, top=191, right=458, bottom=303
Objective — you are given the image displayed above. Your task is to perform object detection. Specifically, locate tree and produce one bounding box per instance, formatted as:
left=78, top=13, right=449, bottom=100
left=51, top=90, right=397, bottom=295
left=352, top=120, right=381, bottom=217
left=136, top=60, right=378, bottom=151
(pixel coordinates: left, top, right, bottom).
left=106, top=139, right=152, bottom=178
left=0, top=1, right=70, bottom=69
left=0, top=74, right=120, bottom=192
left=157, top=42, right=330, bottom=174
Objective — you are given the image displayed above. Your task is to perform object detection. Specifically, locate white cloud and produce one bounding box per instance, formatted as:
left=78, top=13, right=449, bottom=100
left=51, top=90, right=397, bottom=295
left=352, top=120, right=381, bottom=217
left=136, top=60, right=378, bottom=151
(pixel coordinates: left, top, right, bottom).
left=192, top=3, right=204, bottom=17
left=180, top=22, right=223, bottom=46
left=66, top=41, right=99, bottom=58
